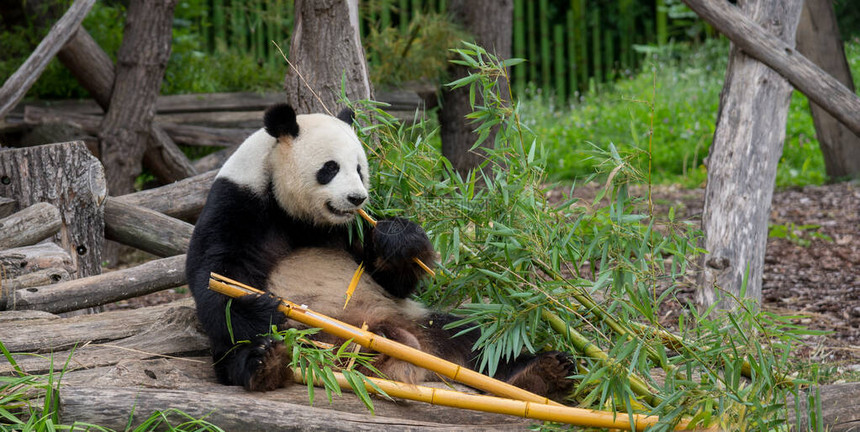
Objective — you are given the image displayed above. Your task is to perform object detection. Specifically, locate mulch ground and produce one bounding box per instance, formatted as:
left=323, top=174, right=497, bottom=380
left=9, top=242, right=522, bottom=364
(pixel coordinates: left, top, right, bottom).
left=625, top=182, right=860, bottom=368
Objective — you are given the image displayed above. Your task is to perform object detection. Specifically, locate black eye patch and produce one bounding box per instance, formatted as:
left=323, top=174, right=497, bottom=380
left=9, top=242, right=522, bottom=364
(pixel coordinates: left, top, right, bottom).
left=317, top=160, right=340, bottom=185
left=357, top=165, right=363, bottom=181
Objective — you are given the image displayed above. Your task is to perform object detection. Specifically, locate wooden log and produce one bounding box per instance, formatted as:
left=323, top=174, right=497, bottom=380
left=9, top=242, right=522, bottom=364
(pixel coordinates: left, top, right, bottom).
left=0, top=243, right=75, bottom=281
left=0, top=0, right=96, bottom=119
left=696, top=0, right=803, bottom=310
left=788, top=381, right=860, bottom=432
left=23, top=106, right=250, bottom=148
left=795, top=0, right=860, bottom=179
left=0, top=203, right=62, bottom=249
left=3, top=268, right=71, bottom=292
left=0, top=299, right=193, bottom=353
left=0, top=196, right=15, bottom=218
left=154, top=110, right=264, bottom=128
left=9, top=254, right=186, bottom=314
left=59, top=386, right=526, bottom=432
left=1, top=300, right=207, bottom=375
left=114, top=170, right=216, bottom=221
left=681, top=0, right=860, bottom=138
left=103, top=198, right=193, bottom=257
left=0, top=142, right=105, bottom=278
left=142, top=123, right=198, bottom=184
left=192, top=146, right=238, bottom=173
left=0, top=310, right=58, bottom=324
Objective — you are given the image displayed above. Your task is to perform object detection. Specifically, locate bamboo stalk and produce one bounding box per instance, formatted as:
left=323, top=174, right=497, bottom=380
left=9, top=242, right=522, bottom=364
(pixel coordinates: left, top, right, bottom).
left=513, top=0, right=525, bottom=97
left=526, top=0, right=538, bottom=85
left=538, top=0, right=551, bottom=89
left=591, top=6, right=602, bottom=85
left=356, top=209, right=435, bottom=276
left=567, top=10, right=578, bottom=98
left=295, top=368, right=697, bottom=430
left=208, top=273, right=560, bottom=406
left=553, top=24, right=565, bottom=103
left=542, top=310, right=663, bottom=408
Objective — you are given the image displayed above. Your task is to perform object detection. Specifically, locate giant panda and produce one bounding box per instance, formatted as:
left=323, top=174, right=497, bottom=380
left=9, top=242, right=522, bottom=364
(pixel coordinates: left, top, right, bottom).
left=186, top=103, right=574, bottom=398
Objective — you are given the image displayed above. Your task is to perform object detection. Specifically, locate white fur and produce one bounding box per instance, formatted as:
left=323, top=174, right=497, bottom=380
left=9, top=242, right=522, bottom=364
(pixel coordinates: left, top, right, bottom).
left=217, top=113, right=369, bottom=225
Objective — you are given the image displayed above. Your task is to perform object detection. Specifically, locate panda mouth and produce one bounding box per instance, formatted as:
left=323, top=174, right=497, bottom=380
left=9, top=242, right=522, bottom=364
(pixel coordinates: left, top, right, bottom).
left=325, top=201, right=355, bottom=217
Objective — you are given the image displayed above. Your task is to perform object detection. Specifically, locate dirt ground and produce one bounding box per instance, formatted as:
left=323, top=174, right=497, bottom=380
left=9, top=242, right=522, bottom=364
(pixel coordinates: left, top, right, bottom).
left=631, top=182, right=860, bottom=367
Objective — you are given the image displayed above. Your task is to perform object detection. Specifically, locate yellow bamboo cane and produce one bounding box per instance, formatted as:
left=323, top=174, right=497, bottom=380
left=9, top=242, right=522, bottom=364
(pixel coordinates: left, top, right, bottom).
left=295, top=368, right=701, bottom=431
left=209, top=273, right=559, bottom=406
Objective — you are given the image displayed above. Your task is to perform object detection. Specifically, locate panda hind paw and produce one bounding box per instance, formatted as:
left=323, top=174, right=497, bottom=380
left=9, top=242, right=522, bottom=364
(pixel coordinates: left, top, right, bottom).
left=506, top=351, right=577, bottom=401
left=243, top=337, right=293, bottom=391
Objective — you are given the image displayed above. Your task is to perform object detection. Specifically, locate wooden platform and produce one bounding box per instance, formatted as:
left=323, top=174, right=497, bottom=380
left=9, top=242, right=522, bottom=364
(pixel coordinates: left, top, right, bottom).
left=0, top=299, right=533, bottom=431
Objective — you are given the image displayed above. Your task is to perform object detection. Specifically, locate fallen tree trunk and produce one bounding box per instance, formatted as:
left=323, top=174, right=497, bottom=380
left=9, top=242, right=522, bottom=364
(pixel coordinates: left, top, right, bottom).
left=0, top=202, right=61, bottom=249
left=114, top=170, right=215, bottom=221
left=681, top=0, right=860, bottom=137
left=9, top=254, right=186, bottom=314
left=103, top=198, right=193, bottom=257
left=0, top=0, right=96, bottom=119
left=59, top=386, right=522, bottom=432
left=789, top=381, right=860, bottom=432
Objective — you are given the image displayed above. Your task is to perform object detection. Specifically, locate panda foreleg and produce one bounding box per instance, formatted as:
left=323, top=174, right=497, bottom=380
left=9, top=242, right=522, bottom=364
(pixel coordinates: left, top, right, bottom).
left=364, top=217, right=436, bottom=299
left=201, top=291, right=294, bottom=391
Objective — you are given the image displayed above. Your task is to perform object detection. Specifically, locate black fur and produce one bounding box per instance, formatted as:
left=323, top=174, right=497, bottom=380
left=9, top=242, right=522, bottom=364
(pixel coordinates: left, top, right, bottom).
left=316, top=161, right=340, bottom=185
left=336, top=108, right=355, bottom=125
left=264, top=104, right=299, bottom=138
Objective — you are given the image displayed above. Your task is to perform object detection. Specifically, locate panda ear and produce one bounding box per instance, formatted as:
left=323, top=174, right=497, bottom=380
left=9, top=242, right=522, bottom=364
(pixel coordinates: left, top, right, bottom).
left=264, top=104, right=299, bottom=138
left=336, top=108, right=355, bottom=125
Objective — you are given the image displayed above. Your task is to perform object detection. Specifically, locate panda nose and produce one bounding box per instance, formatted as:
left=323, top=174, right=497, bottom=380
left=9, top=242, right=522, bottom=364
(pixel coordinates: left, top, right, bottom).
left=347, top=194, right=367, bottom=206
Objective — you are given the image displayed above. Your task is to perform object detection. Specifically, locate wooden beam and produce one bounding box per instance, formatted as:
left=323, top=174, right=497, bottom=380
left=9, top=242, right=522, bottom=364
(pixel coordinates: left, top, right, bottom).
left=103, top=197, right=193, bottom=257
left=114, top=169, right=216, bottom=221
left=10, top=254, right=186, bottom=314
left=681, top=0, right=860, bottom=137
left=0, top=0, right=96, bottom=119
left=0, top=197, right=16, bottom=218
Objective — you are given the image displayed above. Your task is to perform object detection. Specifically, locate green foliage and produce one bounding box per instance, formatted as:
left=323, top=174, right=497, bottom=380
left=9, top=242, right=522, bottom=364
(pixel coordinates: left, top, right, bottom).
left=343, top=42, right=821, bottom=429
left=363, top=9, right=466, bottom=87
left=768, top=222, right=833, bottom=247
left=525, top=38, right=854, bottom=188
left=269, top=327, right=388, bottom=413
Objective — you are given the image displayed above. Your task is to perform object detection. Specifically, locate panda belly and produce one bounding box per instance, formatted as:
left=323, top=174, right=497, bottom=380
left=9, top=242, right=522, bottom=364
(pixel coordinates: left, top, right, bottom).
left=266, top=248, right=428, bottom=334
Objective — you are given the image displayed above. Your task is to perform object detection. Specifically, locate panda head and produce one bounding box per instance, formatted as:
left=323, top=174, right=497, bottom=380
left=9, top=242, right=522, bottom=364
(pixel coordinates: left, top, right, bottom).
left=263, top=104, right=370, bottom=226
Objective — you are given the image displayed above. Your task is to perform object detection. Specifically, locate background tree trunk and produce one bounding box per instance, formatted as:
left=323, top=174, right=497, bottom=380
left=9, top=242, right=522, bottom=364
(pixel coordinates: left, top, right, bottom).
left=97, top=0, right=177, bottom=196
left=283, top=0, right=372, bottom=115
left=439, top=0, right=513, bottom=176
left=696, top=0, right=803, bottom=311
left=795, top=0, right=860, bottom=180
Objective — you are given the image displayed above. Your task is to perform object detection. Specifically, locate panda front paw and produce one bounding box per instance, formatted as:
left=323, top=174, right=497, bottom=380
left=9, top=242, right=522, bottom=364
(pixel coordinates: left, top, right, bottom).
left=372, top=217, right=436, bottom=273
left=234, top=336, right=293, bottom=391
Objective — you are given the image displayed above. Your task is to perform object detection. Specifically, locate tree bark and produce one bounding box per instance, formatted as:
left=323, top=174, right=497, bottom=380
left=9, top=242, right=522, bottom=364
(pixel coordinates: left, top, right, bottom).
left=97, top=0, right=177, bottom=196
left=795, top=0, right=860, bottom=180
left=283, top=0, right=372, bottom=115
left=0, top=0, right=96, bottom=119
left=0, top=142, right=106, bottom=278
left=696, top=0, right=803, bottom=310
left=439, top=0, right=513, bottom=176
left=681, top=0, right=860, bottom=139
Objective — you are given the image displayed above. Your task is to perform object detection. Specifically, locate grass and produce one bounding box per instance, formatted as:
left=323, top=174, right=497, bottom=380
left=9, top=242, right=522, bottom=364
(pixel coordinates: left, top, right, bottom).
left=523, top=37, right=860, bottom=188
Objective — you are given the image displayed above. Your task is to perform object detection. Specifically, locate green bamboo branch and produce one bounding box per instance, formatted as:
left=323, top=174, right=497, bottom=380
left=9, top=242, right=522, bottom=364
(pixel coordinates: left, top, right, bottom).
left=542, top=309, right=663, bottom=408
